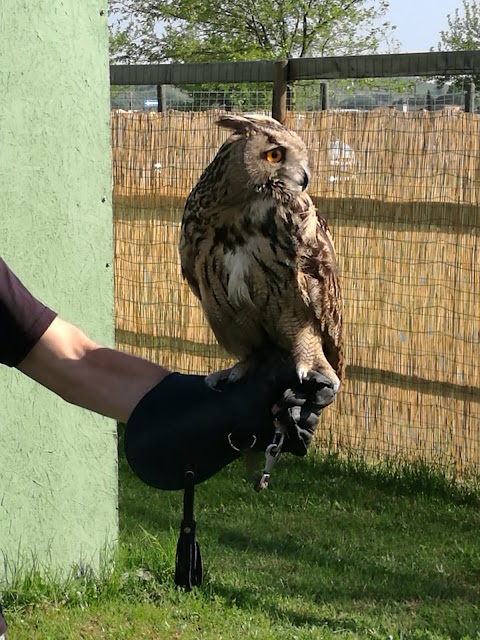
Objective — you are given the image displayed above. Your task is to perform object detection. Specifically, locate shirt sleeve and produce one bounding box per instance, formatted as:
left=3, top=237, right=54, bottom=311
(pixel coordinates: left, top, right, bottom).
left=0, top=258, right=57, bottom=367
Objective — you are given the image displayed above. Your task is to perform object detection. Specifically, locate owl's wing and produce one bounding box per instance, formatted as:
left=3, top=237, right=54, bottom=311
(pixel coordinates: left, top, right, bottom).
left=179, top=195, right=202, bottom=300
left=297, top=209, right=345, bottom=380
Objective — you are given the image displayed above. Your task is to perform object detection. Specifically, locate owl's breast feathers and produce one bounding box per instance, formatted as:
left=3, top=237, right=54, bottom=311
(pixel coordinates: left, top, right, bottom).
left=179, top=192, right=344, bottom=378
left=180, top=197, right=294, bottom=338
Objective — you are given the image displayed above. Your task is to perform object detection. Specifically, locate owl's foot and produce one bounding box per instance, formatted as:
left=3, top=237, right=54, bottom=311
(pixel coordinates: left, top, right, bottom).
left=205, top=361, right=251, bottom=390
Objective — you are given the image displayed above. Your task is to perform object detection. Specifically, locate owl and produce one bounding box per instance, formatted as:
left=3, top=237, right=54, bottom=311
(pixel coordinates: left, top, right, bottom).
left=179, top=113, right=344, bottom=397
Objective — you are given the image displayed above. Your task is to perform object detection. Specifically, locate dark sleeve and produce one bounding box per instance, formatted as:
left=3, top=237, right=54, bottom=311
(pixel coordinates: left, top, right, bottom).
left=0, top=258, right=57, bottom=367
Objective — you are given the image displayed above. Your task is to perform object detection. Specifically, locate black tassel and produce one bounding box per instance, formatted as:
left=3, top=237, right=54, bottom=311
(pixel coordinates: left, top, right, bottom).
left=174, top=469, right=203, bottom=589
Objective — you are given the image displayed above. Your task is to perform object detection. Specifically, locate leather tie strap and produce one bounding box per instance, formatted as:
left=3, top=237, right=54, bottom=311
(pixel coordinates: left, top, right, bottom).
left=174, top=469, right=203, bottom=589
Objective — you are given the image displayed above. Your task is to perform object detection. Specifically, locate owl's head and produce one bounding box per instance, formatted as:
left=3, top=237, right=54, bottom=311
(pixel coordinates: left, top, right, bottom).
left=216, top=114, right=310, bottom=201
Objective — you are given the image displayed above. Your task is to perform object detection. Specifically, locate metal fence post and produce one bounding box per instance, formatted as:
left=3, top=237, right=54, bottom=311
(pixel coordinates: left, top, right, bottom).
left=157, top=84, right=167, bottom=113
left=465, top=82, right=476, bottom=113
left=272, top=60, right=289, bottom=124
left=426, top=90, right=433, bottom=112
left=320, top=82, right=329, bottom=110
left=286, top=84, right=294, bottom=111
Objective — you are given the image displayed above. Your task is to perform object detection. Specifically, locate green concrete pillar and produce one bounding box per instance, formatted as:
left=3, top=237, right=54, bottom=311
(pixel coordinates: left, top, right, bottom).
left=0, top=1, right=117, bottom=576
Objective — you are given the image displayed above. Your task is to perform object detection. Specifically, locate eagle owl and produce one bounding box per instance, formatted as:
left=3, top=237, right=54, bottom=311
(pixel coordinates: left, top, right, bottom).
left=179, top=114, right=344, bottom=395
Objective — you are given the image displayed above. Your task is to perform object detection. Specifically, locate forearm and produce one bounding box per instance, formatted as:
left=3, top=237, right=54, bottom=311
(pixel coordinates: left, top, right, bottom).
left=18, top=317, right=170, bottom=423
left=70, top=345, right=171, bottom=423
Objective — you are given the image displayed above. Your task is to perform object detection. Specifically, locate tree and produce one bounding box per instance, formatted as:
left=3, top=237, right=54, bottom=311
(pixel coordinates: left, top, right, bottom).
left=435, top=0, right=480, bottom=91
left=437, top=0, right=480, bottom=52
left=109, top=0, right=396, bottom=63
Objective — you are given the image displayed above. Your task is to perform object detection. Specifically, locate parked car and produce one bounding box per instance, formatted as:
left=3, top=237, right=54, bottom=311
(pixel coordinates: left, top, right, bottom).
left=337, top=95, right=377, bottom=111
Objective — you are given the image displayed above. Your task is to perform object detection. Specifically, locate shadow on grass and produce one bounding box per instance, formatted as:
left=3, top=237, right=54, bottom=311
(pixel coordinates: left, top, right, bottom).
left=117, top=424, right=480, bottom=637
left=211, top=525, right=480, bottom=602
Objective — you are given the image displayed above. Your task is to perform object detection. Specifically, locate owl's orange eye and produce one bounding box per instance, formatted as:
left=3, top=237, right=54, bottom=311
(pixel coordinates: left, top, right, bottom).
left=265, top=147, right=284, bottom=163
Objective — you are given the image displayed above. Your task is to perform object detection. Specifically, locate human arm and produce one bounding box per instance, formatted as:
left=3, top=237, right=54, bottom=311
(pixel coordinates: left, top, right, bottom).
left=18, top=316, right=170, bottom=424
left=19, top=317, right=333, bottom=484
left=0, top=257, right=170, bottom=423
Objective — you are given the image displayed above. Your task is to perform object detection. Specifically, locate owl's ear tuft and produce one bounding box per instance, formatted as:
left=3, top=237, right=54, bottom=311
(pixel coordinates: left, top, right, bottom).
left=216, top=115, right=259, bottom=136
left=217, top=113, right=283, bottom=135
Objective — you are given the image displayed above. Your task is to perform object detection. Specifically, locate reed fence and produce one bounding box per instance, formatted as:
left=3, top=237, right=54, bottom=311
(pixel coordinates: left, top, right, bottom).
left=112, top=108, right=480, bottom=476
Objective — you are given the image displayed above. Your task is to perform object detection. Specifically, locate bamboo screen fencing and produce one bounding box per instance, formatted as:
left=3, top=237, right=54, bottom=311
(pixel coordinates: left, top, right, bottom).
left=112, top=109, right=480, bottom=476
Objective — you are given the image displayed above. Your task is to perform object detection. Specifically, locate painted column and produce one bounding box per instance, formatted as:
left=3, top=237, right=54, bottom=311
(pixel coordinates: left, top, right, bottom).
left=0, top=0, right=117, bottom=575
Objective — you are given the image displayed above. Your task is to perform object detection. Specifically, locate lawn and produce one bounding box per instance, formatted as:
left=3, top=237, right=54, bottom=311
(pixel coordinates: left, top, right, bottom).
left=3, top=427, right=480, bottom=639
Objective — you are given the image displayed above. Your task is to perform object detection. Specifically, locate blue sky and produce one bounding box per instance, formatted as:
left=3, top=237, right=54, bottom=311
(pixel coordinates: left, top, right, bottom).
left=386, top=0, right=463, bottom=52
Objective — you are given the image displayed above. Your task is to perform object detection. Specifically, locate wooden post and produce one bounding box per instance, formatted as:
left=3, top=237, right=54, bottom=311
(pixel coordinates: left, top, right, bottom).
left=465, top=82, right=475, bottom=113
left=320, top=82, right=329, bottom=110
left=272, top=60, right=288, bottom=124
left=157, top=84, right=167, bottom=112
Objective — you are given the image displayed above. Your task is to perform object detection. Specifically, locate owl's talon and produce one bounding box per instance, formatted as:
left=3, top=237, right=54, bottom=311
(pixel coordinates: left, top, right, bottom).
left=296, top=367, right=341, bottom=395
left=296, top=365, right=310, bottom=382
left=205, top=361, right=252, bottom=390
left=227, top=361, right=250, bottom=383
left=205, top=369, right=230, bottom=390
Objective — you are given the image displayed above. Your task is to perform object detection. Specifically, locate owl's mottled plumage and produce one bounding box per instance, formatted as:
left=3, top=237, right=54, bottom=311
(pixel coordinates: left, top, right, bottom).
left=179, top=114, right=344, bottom=393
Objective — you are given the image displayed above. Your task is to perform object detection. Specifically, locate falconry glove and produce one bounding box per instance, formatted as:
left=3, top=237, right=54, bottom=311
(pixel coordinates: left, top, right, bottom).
left=125, top=360, right=335, bottom=490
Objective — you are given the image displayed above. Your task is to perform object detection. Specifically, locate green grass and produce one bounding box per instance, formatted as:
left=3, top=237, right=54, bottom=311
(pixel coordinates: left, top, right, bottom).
left=3, top=428, right=480, bottom=639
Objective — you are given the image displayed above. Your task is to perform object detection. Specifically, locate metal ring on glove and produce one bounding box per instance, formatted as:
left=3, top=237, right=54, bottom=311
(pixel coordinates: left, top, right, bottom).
left=227, top=433, right=257, bottom=452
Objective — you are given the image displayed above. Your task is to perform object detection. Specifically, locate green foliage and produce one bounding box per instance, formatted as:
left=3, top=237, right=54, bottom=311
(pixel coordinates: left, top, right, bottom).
left=109, top=29, right=131, bottom=61
left=434, top=0, right=480, bottom=89
left=438, top=0, right=480, bottom=51
left=108, top=0, right=397, bottom=64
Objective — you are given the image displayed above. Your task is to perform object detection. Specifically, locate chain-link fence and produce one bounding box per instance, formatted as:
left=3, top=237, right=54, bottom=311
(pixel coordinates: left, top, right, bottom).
left=111, top=54, right=480, bottom=479
left=111, top=79, right=474, bottom=114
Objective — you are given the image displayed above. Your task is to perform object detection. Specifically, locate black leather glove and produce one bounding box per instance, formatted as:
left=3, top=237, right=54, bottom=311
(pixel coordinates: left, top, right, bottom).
left=125, top=360, right=337, bottom=490
left=125, top=359, right=295, bottom=490
left=273, top=370, right=337, bottom=457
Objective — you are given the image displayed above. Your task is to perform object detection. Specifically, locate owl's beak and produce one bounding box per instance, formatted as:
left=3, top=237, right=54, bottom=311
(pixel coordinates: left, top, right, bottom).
left=301, top=169, right=309, bottom=191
